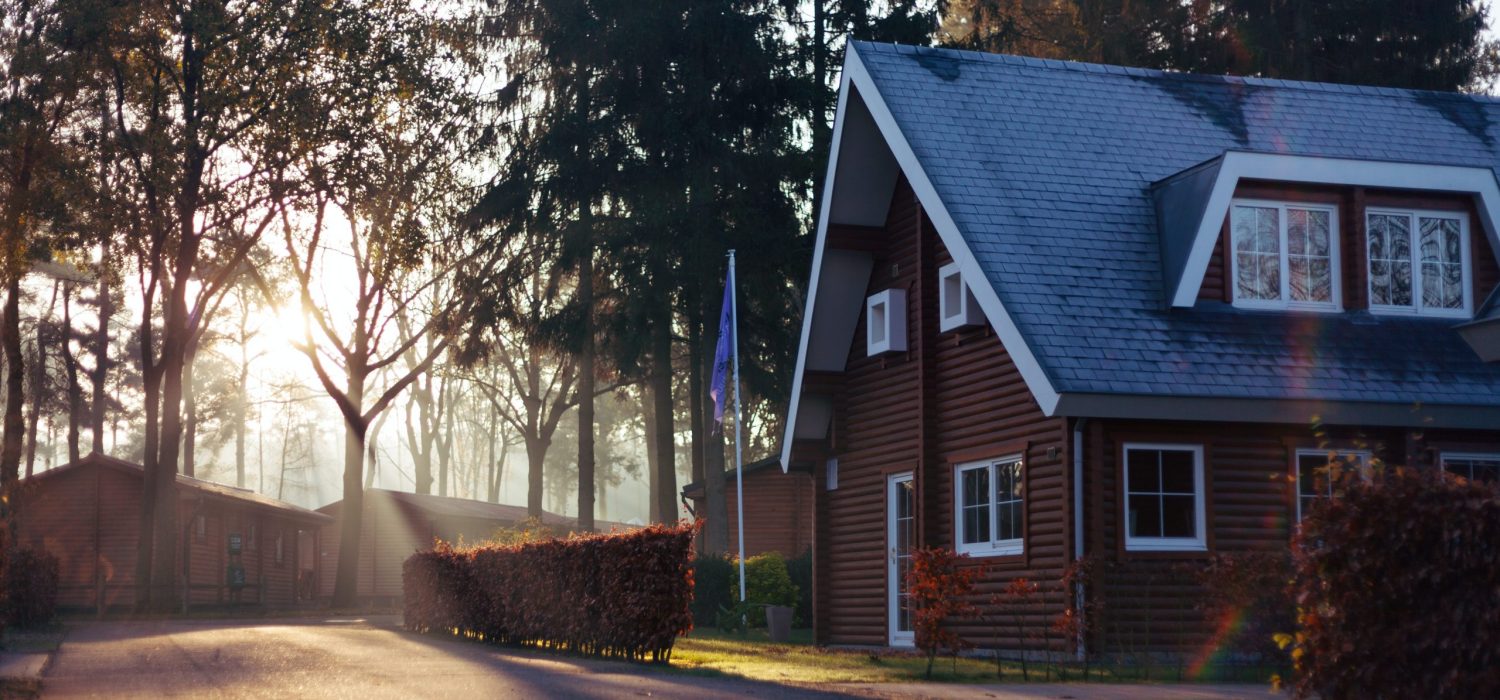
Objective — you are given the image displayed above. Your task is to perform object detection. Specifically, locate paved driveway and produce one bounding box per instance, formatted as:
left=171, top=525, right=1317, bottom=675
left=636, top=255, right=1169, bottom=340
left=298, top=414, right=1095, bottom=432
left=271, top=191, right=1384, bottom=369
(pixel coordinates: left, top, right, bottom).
left=42, top=617, right=847, bottom=699
left=41, top=617, right=1273, bottom=700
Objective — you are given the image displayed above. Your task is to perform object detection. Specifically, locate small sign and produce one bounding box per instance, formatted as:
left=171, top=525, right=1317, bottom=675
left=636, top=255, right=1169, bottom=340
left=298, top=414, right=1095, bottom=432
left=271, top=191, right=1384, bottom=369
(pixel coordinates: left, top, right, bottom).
left=228, top=533, right=243, bottom=555
left=227, top=564, right=246, bottom=589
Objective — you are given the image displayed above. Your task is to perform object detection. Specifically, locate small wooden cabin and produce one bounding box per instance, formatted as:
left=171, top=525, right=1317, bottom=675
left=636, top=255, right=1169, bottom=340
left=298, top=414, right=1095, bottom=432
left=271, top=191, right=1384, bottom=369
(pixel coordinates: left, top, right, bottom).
left=682, top=458, right=813, bottom=559
left=12, top=453, right=333, bottom=611
left=317, top=489, right=599, bottom=601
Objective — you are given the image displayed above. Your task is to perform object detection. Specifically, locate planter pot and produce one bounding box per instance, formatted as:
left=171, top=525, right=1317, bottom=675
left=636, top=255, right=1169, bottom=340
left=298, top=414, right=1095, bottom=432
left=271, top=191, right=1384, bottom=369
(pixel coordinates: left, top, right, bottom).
left=765, top=605, right=793, bottom=642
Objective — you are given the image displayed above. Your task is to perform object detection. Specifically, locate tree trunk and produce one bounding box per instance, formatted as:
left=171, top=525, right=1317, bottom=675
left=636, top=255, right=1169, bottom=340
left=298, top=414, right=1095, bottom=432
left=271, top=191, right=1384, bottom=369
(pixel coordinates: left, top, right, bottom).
left=235, top=330, right=248, bottom=487
left=331, top=372, right=366, bottom=608
left=525, top=434, right=547, bottom=519
left=643, top=391, right=659, bottom=522
left=576, top=234, right=596, bottom=532
left=135, top=288, right=161, bottom=609
left=702, top=312, right=729, bottom=554
left=92, top=244, right=111, bottom=455
left=24, top=282, right=55, bottom=478
left=437, top=379, right=451, bottom=497
left=687, top=294, right=704, bottom=488
left=181, top=344, right=197, bottom=478
left=62, top=283, right=82, bottom=464
left=2, top=277, right=26, bottom=486
left=650, top=300, right=676, bottom=523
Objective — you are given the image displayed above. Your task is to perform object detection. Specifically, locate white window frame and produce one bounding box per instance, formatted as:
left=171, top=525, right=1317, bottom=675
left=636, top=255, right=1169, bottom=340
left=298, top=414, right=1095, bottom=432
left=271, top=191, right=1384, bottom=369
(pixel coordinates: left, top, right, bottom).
left=938, top=262, right=984, bottom=332
left=1439, top=451, right=1500, bottom=482
left=952, top=455, right=1024, bottom=557
left=1293, top=448, right=1371, bottom=522
left=1365, top=208, right=1472, bottom=318
left=866, top=289, right=907, bottom=355
left=1122, top=443, right=1208, bottom=552
left=1228, top=199, right=1343, bottom=312
left=825, top=457, right=839, bottom=491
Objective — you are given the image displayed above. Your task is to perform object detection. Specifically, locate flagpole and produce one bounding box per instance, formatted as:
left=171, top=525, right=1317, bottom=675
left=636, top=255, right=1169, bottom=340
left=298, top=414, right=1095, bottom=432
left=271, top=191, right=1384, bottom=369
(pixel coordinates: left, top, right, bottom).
left=729, top=249, right=747, bottom=605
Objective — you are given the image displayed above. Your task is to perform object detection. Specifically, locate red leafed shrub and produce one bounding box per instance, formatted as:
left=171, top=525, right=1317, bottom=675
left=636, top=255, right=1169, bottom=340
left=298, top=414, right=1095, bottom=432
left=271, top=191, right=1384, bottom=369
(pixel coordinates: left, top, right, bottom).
left=1287, top=467, right=1500, bottom=699
left=906, top=546, right=980, bottom=678
left=4, top=547, right=60, bottom=629
left=403, top=522, right=695, bottom=662
left=1192, top=551, right=1294, bottom=663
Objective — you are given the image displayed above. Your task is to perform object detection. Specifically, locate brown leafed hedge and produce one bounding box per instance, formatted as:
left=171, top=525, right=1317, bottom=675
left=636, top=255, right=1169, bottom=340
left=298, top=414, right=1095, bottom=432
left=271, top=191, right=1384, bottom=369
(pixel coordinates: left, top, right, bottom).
left=403, top=522, right=695, bottom=662
left=1288, top=467, right=1500, bottom=699
left=4, top=547, right=60, bottom=628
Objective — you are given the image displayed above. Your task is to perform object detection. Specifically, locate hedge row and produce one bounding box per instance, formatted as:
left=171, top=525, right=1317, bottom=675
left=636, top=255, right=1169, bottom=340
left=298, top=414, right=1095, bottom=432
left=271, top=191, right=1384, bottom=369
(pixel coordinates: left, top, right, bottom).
left=4, top=547, right=60, bottom=628
left=1289, top=467, right=1500, bottom=699
left=403, top=522, right=695, bottom=662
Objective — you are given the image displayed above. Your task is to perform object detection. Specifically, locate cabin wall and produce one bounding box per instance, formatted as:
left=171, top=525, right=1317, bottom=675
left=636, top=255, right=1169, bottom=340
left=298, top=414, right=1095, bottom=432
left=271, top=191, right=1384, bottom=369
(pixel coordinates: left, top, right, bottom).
left=812, top=177, right=1069, bottom=647
left=690, top=470, right=814, bottom=559
left=1082, top=419, right=1500, bottom=653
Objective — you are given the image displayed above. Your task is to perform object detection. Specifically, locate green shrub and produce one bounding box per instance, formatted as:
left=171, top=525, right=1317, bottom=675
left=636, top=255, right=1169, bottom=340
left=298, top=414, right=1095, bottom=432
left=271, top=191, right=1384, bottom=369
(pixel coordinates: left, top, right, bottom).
left=731, top=551, right=798, bottom=627
left=690, top=554, right=734, bottom=628
left=785, top=548, right=813, bottom=627
left=5, top=547, right=60, bottom=628
left=1285, top=467, right=1500, bottom=699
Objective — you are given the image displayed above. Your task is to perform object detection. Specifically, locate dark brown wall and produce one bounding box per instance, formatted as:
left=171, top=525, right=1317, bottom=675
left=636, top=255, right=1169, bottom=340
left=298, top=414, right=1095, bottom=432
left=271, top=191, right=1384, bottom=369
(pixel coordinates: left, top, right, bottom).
left=1083, top=419, right=1500, bottom=652
left=810, top=177, right=1070, bottom=647
left=691, top=469, right=813, bottom=559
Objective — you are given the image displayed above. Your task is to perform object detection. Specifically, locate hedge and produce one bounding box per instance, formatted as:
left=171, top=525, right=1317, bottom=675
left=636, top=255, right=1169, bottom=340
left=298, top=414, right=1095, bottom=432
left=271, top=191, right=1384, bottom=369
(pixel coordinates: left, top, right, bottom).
left=1287, top=467, right=1500, bottom=699
left=4, top=547, right=60, bottom=629
left=404, top=522, right=695, bottom=662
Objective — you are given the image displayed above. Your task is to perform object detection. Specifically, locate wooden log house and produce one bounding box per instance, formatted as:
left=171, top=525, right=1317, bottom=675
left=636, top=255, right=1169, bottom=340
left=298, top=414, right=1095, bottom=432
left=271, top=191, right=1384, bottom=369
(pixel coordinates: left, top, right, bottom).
left=12, top=452, right=332, bottom=611
left=779, top=41, right=1500, bottom=654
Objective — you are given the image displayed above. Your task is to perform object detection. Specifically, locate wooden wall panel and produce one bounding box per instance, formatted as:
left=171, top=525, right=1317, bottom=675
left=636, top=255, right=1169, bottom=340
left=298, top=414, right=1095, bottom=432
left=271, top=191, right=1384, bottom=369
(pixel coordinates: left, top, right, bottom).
left=694, top=470, right=814, bottom=559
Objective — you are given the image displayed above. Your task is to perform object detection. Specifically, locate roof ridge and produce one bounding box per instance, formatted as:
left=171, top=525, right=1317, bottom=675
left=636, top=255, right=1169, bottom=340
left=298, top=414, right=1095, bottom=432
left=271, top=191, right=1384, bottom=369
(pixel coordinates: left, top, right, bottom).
left=850, top=40, right=1500, bottom=105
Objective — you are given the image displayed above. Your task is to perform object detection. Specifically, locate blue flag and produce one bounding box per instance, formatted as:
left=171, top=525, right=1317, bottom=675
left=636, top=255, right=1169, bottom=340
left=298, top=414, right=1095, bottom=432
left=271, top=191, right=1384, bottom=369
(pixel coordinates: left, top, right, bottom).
left=709, top=268, right=734, bottom=430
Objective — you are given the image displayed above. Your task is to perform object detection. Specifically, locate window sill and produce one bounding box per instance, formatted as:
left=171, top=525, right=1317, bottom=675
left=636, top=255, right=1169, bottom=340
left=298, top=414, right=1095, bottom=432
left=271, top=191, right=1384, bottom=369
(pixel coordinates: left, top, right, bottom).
left=1124, top=538, right=1207, bottom=553
left=956, top=542, right=1023, bottom=558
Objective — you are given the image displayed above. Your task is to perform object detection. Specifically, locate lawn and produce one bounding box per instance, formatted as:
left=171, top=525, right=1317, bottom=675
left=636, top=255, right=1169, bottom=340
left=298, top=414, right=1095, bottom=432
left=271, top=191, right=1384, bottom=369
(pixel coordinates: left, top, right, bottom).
left=670, top=629, right=1283, bottom=686
left=672, top=629, right=1021, bottom=684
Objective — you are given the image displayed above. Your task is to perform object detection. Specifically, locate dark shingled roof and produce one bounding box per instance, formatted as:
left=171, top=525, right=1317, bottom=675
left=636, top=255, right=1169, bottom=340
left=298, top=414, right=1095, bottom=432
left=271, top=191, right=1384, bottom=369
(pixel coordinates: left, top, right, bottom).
left=322, top=489, right=634, bottom=533
left=853, top=40, right=1500, bottom=406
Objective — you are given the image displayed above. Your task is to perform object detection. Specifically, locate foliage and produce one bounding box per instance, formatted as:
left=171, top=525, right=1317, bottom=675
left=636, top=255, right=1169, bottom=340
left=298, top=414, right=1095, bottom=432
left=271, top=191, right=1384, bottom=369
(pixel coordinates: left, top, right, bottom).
left=730, top=551, right=799, bottom=627
left=690, top=553, right=735, bottom=628
left=1284, top=467, right=1500, bottom=699
left=906, top=546, right=980, bottom=679
left=4, top=547, right=59, bottom=629
left=404, top=522, right=695, bottom=662
left=939, top=0, right=1500, bottom=91
left=785, top=548, right=813, bottom=627
left=1191, top=551, right=1294, bottom=664
left=486, top=518, right=564, bottom=546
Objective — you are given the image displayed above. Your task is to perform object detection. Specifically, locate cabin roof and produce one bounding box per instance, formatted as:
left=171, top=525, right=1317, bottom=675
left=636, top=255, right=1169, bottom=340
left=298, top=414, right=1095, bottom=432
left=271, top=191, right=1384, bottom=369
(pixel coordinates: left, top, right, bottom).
left=857, top=40, right=1500, bottom=400
left=28, top=453, right=333, bottom=523
left=318, top=489, right=632, bottom=532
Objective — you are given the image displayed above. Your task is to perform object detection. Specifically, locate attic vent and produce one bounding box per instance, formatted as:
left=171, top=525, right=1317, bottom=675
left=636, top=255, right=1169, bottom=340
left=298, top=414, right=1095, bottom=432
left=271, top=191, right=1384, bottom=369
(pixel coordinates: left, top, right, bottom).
left=938, top=262, right=983, bottom=331
left=867, top=289, right=907, bottom=355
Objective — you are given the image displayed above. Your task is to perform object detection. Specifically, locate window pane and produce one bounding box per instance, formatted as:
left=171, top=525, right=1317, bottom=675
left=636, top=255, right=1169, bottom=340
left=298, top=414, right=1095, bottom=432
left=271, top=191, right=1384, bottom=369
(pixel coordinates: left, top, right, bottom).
left=1161, top=495, right=1197, bottom=537
left=1306, top=258, right=1332, bottom=302
left=1370, top=261, right=1391, bottom=306
left=1307, top=210, right=1331, bottom=256
left=997, top=460, right=1022, bottom=501
left=1159, top=450, right=1196, bottom=493
left=1298, top=454, right=1329, bottom=498
left=961, top=468, right=990, bottom=544
left=998, top=502, right=1022, bottom=541
left=1392, top=261, right=1413, bottom=306
left=1127, top=449, right=1160, bottom=492
left=1128, top=495, right=1162, bottom=538
left=1288, top=255, right=1309, bottom=300
left=1257, top=207, right=1280, bottom=253
left=1232, top=206, right=1258, bottom=253
left=1287, top=209, right=1307, bottom=255
left=1256, top=253, right=1280, bottom=299
left=1369, top=213, right=1415, bottom=308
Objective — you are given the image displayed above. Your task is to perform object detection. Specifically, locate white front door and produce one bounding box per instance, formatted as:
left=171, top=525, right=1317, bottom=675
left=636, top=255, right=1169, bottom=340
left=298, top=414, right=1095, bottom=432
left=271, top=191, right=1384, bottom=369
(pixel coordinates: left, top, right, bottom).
left=887, top=472, right=915, bottom=647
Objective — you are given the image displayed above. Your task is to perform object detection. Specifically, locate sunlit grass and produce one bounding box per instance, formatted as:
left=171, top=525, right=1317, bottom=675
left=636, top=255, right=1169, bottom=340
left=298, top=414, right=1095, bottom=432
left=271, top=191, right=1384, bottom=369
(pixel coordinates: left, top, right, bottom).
left=669, top=629, right=1003, bottom=684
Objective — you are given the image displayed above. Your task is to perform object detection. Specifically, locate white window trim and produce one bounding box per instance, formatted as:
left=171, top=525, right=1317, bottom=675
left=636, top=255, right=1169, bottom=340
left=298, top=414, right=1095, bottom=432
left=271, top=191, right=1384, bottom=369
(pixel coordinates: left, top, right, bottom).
left=938, top=262, right=983, bottom=332
left=1365, top=207, right=1473, bottom=319
left=1122, top=443, right=1208, bottom=552
left=953, top=455, right=1024, bottom=557
left=825, top=457, right=839, bottom=491
left=1228, top=199, right=1343, bottom=312
left=1293, top=448, right=1371, bottom=522
left=1439, top=451, right=1500, bottom=480
left=865, top=288, right=907, bottom=355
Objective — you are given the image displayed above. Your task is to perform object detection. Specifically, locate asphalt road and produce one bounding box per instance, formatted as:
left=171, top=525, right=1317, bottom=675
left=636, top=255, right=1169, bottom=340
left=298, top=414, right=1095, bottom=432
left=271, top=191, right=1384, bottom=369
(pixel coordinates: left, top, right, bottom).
left=41, top=617, right=852, bottom=699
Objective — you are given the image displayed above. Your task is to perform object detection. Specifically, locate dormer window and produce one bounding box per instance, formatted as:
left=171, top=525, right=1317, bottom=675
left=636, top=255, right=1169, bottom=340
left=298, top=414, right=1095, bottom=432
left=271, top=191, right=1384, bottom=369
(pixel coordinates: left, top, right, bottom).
left=938, top=262, right=983, bottom=331
left=866, top=289, right=907, bottom=355
left=1230, top=200, right=1341, bottom=311
left=1366, top=209, right=1471, bottom=317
